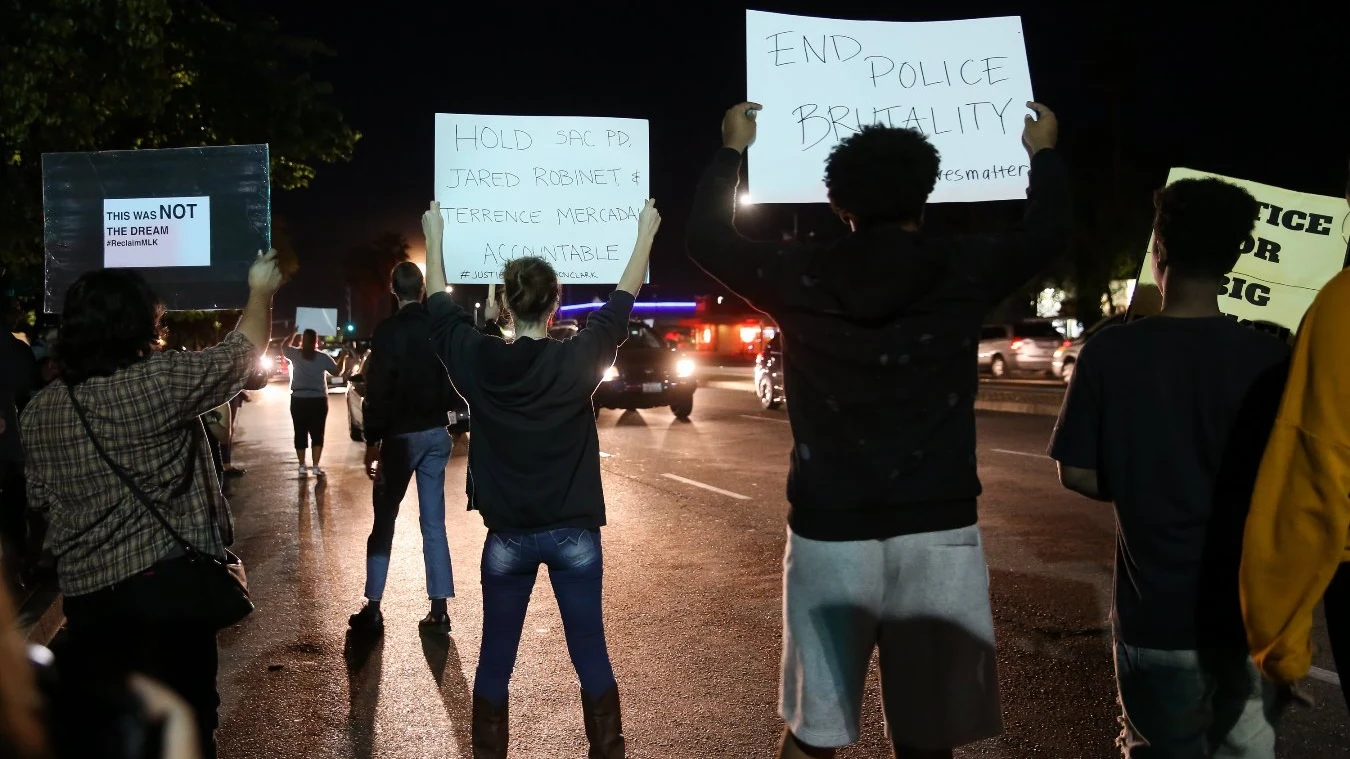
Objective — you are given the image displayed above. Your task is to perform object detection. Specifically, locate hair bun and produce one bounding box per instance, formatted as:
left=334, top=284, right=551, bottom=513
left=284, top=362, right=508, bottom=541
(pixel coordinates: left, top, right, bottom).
left=501, top=257, right=561, bottom=326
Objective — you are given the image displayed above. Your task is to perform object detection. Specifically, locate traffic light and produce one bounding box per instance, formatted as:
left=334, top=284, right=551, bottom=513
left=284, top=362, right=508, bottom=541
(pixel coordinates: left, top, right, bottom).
left=345, top=323, right=355, bottom=333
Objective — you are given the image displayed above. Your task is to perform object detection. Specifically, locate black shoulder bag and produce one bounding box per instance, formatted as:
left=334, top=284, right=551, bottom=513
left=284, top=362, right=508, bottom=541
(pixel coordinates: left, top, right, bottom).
left=65, top=384, right=254, bottom=629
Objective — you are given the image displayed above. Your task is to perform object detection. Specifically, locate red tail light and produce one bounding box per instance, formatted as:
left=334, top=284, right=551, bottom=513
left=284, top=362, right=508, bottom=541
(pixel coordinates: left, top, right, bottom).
left=1061, top=339, right=1072, bottom=348
left=1009, top=338, right=1025, bottom=351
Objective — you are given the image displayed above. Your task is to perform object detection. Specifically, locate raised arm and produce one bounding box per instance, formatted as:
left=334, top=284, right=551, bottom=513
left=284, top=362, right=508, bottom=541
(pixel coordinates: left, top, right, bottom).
left=422, top=201, right=481, bottom=381
left=970, top=103, right=1072, bottom=305
left=164, top=250, right=282, bottom=421
left=686, top=103, right=793, bottom=310
left=618, top=199, right=660, bottom=297
left=567, top=204, right=657, bottom=380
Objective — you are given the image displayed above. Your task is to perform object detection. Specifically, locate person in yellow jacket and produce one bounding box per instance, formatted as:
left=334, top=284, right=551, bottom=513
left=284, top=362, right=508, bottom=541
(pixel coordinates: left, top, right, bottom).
left=1240, top=185, right=1350, bottom=711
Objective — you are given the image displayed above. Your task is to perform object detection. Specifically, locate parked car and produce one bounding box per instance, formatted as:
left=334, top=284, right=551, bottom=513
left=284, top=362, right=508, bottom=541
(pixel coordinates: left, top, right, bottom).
left=593, top=321, right=697, bottom=420
left=1052, top=313, right=1126, bottom=384
left=321, top=340, right=368, bottom=389
left=978, top=321, right=1068, bottom=378
left=345, top=349, right=470, bottom=442
left=754, top=333, right=784, bottom=410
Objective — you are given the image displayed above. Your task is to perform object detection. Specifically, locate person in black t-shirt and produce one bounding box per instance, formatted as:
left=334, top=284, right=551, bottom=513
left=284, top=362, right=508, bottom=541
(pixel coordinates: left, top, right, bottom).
left=1050, top=178, right=1291, bottom=757
left=424, top=198, right=661, bottom=759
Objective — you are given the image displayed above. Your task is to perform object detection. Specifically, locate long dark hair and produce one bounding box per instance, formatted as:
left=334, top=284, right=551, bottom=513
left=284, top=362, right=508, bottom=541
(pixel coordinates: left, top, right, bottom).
left=59, top=270, right=165, bottom=384
left=301, top=329, right=317, bottom=360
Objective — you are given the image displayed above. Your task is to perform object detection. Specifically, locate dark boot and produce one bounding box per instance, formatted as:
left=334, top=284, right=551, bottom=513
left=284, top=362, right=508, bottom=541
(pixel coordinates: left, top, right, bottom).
left=471, top=694, right=508, bottom=759
left=581, top=686, right=625, bottom=759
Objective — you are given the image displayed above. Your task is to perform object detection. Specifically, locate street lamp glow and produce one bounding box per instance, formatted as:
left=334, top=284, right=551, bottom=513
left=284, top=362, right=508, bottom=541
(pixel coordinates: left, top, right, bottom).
left=739, top=193, right=753, bottom=206
left=445, top=286, right=453, bottom=293
left=474, top=302, right=481, bottom=309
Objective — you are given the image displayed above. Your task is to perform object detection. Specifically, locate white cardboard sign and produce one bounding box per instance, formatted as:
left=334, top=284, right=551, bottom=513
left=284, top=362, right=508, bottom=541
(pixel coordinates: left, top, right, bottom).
left=102, top=196, right=211, bottom=268
left=1133, top=168, right=1349, bottom=334
left=745, top=10, right=1035, bottom=204
left=433, top=113, right=650, bottom=284
left=295, top=307, right=339, bottom=337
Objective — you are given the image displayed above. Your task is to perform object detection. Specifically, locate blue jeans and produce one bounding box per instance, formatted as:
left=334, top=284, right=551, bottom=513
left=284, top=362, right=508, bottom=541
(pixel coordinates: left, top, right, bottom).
left=1114, top=641, right=1278, bottom=758
left=474, top=528, right=616, bottom=706
left=363, top=427, right=454, bottom=601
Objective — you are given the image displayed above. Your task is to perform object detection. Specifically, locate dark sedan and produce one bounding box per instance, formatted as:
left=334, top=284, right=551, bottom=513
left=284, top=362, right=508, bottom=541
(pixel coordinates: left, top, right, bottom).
left=593, top=321, right=697, bottom=419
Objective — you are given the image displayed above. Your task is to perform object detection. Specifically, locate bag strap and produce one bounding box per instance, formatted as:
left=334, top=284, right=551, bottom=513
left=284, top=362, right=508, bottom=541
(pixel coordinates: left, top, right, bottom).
left=64, top=383, right=199, bottom=556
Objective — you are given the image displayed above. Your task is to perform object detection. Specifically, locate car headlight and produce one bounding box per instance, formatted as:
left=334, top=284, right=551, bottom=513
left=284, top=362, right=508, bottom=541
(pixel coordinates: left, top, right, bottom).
left=260, top=356, right=274, bottom=371
left=676, top=358, right=695, bottom=378
left=1053, top=348, right=1065, bottom=359
left=603, top=365, right=619, bottom=381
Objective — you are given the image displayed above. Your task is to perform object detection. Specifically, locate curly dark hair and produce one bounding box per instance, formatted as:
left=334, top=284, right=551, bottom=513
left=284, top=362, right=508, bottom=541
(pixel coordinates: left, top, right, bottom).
left=824, top=125, right=942, bottom=225
left=502, top=256, right=560, bottom=327
left=59, top=270, right=165, bottom=384
left=1154, top=178, right=1259, bottom=279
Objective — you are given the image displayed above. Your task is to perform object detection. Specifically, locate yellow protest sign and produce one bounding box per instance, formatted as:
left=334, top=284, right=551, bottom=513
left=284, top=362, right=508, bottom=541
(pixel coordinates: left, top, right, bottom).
left=1132, top=168, right=1347, bottom=336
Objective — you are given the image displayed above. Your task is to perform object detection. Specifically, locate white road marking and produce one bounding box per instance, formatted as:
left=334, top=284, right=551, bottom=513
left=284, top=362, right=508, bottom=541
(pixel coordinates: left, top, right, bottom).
left=662, top=473, right=751, bottom=501
left=740, top=414, right=789, bottom=424
left=992, top=448, right=1049, bottom=459
left=1309, top=666, right=1341, bottom=687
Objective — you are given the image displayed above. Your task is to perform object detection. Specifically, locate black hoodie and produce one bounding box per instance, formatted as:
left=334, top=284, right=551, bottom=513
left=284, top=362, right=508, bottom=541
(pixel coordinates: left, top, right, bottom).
left=427, top=290, right=633, bottom=532
left=688, top=147, right=1071, bottom=541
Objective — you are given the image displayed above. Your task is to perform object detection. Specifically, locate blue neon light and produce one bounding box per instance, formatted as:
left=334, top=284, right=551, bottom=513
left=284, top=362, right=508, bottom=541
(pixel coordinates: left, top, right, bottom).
left=557, top=301, right=697, bottom=313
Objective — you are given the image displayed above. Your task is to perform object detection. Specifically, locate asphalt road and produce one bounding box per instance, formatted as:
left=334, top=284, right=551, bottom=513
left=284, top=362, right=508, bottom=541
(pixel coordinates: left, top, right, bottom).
left=214, top=381, right=1348, bottom=758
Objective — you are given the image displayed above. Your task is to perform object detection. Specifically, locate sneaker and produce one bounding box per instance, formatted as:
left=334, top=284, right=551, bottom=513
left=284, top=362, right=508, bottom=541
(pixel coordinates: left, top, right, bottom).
left=419, top=611, right=451, bottom=635
left=312, top=466, right=326, bottom=478
left=349, top=604, right=383, bottom=631
left=298, top=464, right=308, bottom=478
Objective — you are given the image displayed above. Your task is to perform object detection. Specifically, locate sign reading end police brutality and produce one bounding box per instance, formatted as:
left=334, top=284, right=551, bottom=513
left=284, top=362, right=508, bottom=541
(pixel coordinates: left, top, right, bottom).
left=746, top=10, right=1035, bottom=205
left=1134, top=168, right=1348, bottom=335
left=433, top=114, right=650, bottom=284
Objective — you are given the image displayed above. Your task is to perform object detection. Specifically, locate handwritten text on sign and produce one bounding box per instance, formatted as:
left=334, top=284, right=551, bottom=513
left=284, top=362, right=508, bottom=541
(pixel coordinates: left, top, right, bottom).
left=1134, top=168, right=1348, bottom=336
left=745, top=11, right=1035, bottom=204
left=433, top=114, right=650, bottom=284
left=103, top=196, right=211, bottom=268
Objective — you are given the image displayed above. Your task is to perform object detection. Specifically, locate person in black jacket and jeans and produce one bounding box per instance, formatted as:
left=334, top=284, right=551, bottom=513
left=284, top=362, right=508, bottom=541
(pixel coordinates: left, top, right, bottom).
left=349, top=262, right=460, bottom=634
left=424, top=198, right=660, bottom=759
left=688, top=103, right=1069, bottom=759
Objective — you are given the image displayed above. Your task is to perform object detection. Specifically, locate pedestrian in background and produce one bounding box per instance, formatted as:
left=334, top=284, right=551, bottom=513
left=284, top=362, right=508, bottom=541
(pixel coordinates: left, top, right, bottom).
left=283, top=329, right=339, bottom=477
left=1050, top=179, right=1290, bottom=756
left=424, top=198, right=660, bottom=759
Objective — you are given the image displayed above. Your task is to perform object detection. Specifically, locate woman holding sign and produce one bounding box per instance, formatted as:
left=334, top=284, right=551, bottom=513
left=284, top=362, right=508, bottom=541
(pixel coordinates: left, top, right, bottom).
left=283, top=329, right=339, bottom=477
left=423, top=198, right=659, bottom=758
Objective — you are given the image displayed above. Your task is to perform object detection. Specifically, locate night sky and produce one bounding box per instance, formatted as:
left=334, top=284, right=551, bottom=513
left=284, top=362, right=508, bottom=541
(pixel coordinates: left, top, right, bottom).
left=246, top=0, right=1349, bottom=319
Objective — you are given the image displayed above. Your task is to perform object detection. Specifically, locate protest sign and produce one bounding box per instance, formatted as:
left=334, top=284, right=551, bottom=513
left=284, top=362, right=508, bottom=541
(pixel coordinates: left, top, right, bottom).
left=1131, top=168, right=1348, bottom=338
left=433, top=113, right=650, bottom=285
left=42, top=145, right=270, bottom=312
left=295, top=307, right=339, bottom=336
left=745, top=10, right=1035, bottom=205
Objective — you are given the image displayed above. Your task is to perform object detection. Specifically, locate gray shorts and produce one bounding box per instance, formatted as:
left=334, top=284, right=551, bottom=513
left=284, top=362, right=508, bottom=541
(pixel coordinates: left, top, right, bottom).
left=780, top=524, right=1002, bottom=750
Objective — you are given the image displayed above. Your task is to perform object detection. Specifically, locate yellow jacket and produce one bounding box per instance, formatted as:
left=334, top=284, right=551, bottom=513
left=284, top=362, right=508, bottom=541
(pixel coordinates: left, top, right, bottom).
left=1241, top=267, right=1350, bottom=684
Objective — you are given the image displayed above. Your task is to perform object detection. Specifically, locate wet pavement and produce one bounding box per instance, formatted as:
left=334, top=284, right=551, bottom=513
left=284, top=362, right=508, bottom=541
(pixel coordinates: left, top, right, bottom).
left=214, top=382, right=1347, bottom=758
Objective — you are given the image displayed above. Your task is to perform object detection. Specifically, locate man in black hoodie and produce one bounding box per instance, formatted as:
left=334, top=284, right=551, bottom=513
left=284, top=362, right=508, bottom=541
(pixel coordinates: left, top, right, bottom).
left=688, top=103, right=1068, bottom=759
left=349, top=262, right=460, bottom=634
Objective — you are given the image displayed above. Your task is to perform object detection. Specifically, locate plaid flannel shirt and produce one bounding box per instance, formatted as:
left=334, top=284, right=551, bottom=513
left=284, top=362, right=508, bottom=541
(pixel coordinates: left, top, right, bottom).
left=21, top=331, right=257, bottom=596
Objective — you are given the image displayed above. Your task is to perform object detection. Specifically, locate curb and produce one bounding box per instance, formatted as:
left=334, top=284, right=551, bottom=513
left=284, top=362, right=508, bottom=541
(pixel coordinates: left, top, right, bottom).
left=974, top=400, right=1063, bottom=417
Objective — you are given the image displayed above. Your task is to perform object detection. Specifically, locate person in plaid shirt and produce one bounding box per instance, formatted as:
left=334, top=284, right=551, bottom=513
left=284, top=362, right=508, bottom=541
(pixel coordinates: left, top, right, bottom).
left=21, top=250, right=283, bottom=759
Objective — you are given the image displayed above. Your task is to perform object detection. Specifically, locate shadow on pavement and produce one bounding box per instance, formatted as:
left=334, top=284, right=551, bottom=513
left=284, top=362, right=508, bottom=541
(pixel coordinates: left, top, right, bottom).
left=345, top=631, right=384, bottom=759
left=422, top=634, right=474, bottom=757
